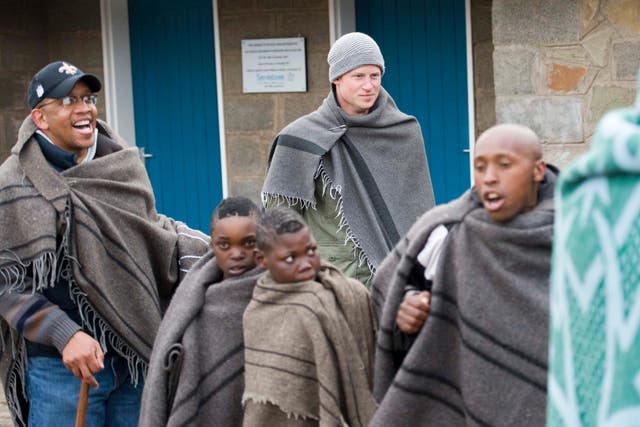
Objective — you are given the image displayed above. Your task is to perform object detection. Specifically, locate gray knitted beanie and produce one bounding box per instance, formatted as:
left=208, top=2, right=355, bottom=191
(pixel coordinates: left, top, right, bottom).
left=327, top=32, right=385, bottom=82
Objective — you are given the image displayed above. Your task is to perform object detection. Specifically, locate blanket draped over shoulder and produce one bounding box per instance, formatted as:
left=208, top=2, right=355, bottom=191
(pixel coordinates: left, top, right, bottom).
left=0, top=117, right=209, bottom=426
left=547, top=82, right=640, bottom=426
left=242, top=262, right=377, bottom=426
left=262, top=87, right=435, bottom=271
left=371, top=170, right=556, bottom=427
left=139, top=252, right=263, bottom=427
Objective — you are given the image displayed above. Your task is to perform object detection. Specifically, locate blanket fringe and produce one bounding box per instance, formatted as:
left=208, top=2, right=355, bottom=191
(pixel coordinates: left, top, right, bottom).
left=242, top=392, right=320, bottom=421
left=0, top=251, right=57, bottom=295
left=261, top=192, right=316, bottom=211
left=67, top=271, right=147, bottom=385
left=317, top=162, right=376, bottom=278
left=6, top=333, right=27, bottom=427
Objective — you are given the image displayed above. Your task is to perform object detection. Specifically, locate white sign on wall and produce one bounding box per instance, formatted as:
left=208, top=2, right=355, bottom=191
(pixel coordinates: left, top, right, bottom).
left=241, top=37, right=307, bottom=93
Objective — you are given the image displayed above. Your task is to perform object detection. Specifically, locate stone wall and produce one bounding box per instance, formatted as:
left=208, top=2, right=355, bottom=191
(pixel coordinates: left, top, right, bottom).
left=218, top=0, right=330, bottom=201
left=492, top=0, right=640, bottom=169
left=0, top=0, right=104, bottom=162
left=471, top=0, right=496, bottom=137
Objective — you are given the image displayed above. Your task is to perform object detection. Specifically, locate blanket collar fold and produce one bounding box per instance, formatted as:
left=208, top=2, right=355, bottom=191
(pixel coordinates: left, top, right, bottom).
left=262, top=87, right=435, bottom=270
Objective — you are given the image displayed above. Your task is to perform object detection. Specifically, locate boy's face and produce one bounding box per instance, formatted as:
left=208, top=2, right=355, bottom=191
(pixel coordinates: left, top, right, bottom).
left=473, top=135, right=546, bottom=222
left=257, top=227, right=321, bottom=283
left=210, top=215, right=258, bottom=280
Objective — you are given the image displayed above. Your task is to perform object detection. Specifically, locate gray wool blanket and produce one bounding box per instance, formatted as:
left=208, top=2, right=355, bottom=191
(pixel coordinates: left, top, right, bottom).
left=262, top=87, right=435, bottom=271
left=0, top=117, right=209, bottom=426
left=139, top=251, right=263, bottom=427
left=242, top=262, right=378, bottom=427
left=370, top=170, right=556, bottom=427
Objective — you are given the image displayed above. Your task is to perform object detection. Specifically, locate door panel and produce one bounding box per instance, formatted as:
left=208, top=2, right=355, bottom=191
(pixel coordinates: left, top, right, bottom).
left=356, top=0, right=471, bottom=204
left=128, top=0, right=222, bottom=232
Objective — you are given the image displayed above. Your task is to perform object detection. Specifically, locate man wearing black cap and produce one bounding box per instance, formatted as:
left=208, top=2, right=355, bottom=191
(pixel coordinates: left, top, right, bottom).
left=262, top=32, right=435, bottom=287
left=0, top=61, right=208, bottom=426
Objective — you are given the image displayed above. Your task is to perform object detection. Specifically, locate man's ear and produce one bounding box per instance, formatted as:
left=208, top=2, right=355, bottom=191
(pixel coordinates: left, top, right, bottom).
left=533, top=160, right=546, bottom=183
left=30, top=108, right=48, bottom=131
left=254, top=250, right=266, bottom=269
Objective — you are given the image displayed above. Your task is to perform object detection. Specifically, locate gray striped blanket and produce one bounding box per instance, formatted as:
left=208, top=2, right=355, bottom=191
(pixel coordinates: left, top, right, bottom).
left=242, top=262, right=377, bottom=426
left=371, top=170, right=556, bottom=427
left=0, top=117, right=209, bottom=426
left=139, top=252, right=263, bottom=427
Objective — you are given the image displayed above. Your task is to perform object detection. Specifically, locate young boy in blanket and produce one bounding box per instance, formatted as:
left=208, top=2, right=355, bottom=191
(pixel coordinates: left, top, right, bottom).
left=370, top=123, right=556, bottom=427
left=241, top=207, right=378, bottom=427
left=139, top=197, right=264, bottom=427
left=396, top=123, right=548, bottom=334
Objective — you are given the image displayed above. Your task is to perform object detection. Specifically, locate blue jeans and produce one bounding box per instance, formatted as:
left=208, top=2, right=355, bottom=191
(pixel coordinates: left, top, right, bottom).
left=26, top=355, right=143, bottom=427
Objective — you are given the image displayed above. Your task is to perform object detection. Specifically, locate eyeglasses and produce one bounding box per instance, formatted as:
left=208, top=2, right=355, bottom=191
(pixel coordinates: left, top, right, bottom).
left=37, top=95, right=98, bottom=109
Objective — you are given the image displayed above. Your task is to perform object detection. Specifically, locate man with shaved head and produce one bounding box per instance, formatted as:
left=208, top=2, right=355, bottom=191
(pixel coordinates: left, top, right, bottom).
left=370, top=123, right=557, bottom=427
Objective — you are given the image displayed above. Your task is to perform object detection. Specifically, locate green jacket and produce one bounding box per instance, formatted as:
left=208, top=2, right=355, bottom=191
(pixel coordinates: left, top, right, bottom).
left=266, top=179, right=372, bottom=287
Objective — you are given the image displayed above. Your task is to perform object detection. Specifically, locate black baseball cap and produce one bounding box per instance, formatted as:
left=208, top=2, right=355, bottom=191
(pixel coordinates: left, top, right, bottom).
left=27, top=61, right=102, bottom=109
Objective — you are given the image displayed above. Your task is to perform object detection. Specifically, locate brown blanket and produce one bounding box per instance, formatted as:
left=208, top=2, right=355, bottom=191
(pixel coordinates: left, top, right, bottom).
left=242, top=262, right=377, bottom=426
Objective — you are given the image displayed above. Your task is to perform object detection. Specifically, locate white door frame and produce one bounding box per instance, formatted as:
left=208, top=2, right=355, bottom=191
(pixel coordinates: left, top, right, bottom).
left=99, top=0, right=136, bottom=147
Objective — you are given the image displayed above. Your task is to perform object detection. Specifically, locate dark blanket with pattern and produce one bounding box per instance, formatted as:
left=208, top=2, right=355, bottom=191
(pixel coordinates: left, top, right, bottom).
left=139, top=251, right=263, bottom=427
left=242, top=262, right=377, bottom=426
left=0, top=117, right=209, bottom=426
left=262, top=87, right=434, bottom=271
left=370, top=170, right=556, bottom=427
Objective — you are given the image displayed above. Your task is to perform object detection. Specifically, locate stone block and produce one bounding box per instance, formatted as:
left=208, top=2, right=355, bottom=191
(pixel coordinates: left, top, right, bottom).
left=222, top=53, right=243, bottom=95
left=473, top=42, right=495, bottom=92
left=306, top=51, right=329, bottom=91
left=496, top=96, right=583, bottom=142
left=545, top=63, right=587, bottom=92
left=474, top=94, right=496, bottom=136
left=226, top=133, right=268, bottom=177
left=46, top=33, right=103, bottom=68
left=581, top=21, right=615, bottom=66
left=277, top=12, right=330, bottom=49
left=297, top=0, right=327, bottom=10
left=283, top=92, right=325, bottom=125
left=471, top=0, right=493, bottom=44
left=613, top=42, right=640, bottom=81
left=44, top=0, right=101, bottom=32
left=543, top=142, right=590, bottom=170
left=493, top=0, right=578, bottom=44
left=578, top=0, right=604, bottom=37
left=0, top=77, right=27, bottom=109
left=0, top=1, right=44, bottom=34
left=544, top=45, right=590, bottom=63
left=218, top=0, right=253, bottom=13
left=228, top=177, right=264, bottom=204
left=493, top=46, right=535, bottom=95
left=259, top=0, right=293, bottom=10
left=588, top=85, right=636, bottom=130
left=219, top=15, right=275, bottom=51
left=0, top=35, right=46, bottom=71
left=0, top=111, right=26, bottom=160
left=224, top=96, right=275, bottom=131
left=604, top=0, right=640, bottom=34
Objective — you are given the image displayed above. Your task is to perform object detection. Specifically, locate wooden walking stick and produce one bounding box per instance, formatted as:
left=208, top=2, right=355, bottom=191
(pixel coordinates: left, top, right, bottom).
left=74, top=381, right=89, bottom=427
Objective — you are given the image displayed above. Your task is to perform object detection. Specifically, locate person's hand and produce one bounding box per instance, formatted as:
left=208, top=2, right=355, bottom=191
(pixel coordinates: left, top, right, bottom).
left=396, top=291, right=431, bottom=334
left=61, top=331, right=105, bottom=389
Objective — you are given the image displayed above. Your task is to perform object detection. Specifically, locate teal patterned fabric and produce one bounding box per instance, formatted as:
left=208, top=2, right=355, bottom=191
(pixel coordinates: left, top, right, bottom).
left=548, top=74, right=640, bottom=426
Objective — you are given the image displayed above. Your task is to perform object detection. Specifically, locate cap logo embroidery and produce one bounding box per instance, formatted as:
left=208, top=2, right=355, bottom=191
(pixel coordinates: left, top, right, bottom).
left=36, top=84, right=44, bottom=98
left=58, top=62, right=78, bottom=75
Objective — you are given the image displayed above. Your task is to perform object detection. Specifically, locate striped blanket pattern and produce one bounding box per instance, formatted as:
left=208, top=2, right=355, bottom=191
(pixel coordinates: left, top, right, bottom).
left=242, top=262, right=377, bottom=426
left=371, top=174, right=555, bottom=427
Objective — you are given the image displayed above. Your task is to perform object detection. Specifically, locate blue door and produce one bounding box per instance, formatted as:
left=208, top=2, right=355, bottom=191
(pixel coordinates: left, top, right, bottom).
left=356, top=0, right=470, bottom=204
left=128, top=0, right=222, bottom=232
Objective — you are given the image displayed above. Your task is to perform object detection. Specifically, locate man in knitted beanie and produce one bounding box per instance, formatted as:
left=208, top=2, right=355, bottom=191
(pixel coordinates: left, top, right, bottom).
left=262, top=32, right=435, bottom=287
